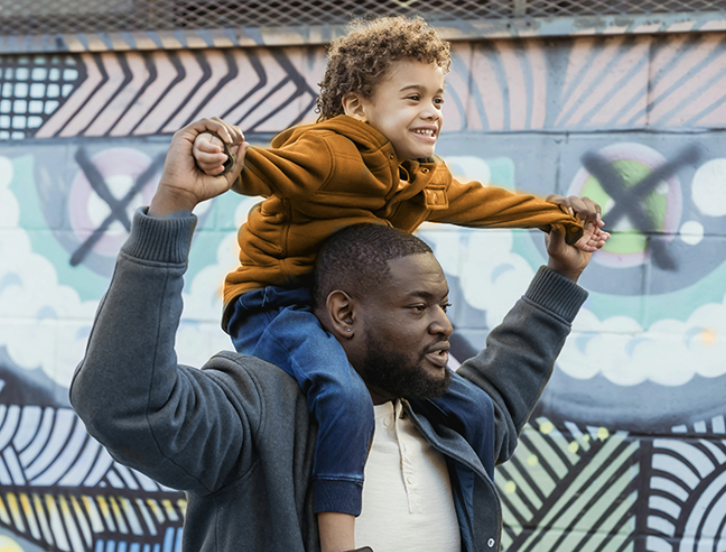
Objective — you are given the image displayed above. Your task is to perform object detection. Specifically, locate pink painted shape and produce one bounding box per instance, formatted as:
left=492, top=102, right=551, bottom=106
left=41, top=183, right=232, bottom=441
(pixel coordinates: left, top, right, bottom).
left=468, top=46, right=504, bottom=131
left=695, top=87, right=726, bottom=127
left=133, top=51, right=203, bottom=136
left=555, top=34, right=626, bottom=127
left=495, top=41, right=527, bottom=130
left=34, top=53, right=102, bottom=138
left=584, top=36, right=652, bottom=127
left=59, top=54, right=126, bottom=137
left=675, top=70, right=726, bottom=127
left=112, top=52, right=179, bottom=136
left=560, top=36, right=596, bottom=102
left=84, top=51, right=151, bottom=137
left=162, top=50, right=230, bottom=132
left=649, top=37, right=726, bottom=126
left=442, top=43, right=475, bottom=132
left=221, top=48, right=302, bottom=130
left=526, top=39, right=547, bottom=130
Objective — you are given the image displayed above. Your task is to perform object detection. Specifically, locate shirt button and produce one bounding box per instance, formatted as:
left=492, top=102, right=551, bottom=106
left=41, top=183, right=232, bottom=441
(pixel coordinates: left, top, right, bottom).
left=488, top=538, right=495, bottom=547
left=406, top=476, right=413, bottom=484
left=383, top=417, right=392, bottom=427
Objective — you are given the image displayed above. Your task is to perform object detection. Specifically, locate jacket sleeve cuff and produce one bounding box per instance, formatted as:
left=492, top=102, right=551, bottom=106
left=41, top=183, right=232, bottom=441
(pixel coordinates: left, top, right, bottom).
left=524, top=266, right=588, bottom=323
left=121, top=207, right=197, bottom=264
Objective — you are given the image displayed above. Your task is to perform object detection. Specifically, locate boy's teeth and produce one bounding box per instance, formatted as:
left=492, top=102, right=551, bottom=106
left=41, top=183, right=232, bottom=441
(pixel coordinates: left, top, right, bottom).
left=413, top=129, right=434, bottom=136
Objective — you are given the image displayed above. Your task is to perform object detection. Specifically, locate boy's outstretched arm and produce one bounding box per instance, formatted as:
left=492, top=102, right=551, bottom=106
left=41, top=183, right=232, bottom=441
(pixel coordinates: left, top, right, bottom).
left=546, top=194, right=611, bottom=252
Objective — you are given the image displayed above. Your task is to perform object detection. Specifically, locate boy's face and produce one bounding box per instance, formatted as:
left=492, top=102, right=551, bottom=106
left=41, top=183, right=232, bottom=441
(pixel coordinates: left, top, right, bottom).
left=351, top=60, right=446, bottom=161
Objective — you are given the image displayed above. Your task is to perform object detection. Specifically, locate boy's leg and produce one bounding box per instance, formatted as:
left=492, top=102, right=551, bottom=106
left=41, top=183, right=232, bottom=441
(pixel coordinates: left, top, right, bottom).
left=228, top=289, right=373, bottom=551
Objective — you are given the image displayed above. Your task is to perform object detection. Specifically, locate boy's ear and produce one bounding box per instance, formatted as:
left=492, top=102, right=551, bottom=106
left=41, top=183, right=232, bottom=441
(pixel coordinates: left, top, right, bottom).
left=341, top=93, right=367, bottom=122
left=326, top=290, right=357, bottom=339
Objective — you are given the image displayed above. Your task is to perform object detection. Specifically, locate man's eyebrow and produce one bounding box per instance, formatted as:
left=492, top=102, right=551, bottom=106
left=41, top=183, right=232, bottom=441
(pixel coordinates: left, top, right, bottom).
left=406, top=290, right=450, bottom=301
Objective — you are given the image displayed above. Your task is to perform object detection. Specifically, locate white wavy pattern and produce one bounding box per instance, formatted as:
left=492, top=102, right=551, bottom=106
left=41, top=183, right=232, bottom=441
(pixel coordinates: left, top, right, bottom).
left=0, top=404, right=184, bottom=552
left=646, top=415, right=726, bottom=551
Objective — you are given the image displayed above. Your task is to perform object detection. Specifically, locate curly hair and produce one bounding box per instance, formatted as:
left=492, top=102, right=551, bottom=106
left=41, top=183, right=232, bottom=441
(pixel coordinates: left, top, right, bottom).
left=316, top=16, right=451, bottom=121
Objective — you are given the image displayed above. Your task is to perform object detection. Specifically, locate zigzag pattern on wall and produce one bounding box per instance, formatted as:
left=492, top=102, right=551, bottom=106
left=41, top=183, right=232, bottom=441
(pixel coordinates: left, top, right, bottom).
left=497, top=416, right=639, bottom=551
left=0, top=404, right=184, bottom=552
left=32, top=48, right=320, bottom=139
left=5, top=33, right=725, bottom=141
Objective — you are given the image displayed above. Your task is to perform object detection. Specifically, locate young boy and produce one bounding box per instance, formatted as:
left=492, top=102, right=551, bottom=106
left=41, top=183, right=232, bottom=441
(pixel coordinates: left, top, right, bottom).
left=193, top=17, right=608, bottom=552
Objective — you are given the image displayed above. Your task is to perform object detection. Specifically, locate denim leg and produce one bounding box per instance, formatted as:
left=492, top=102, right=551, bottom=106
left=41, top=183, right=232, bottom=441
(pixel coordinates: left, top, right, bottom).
left=228, top=290, right=374, bottom=516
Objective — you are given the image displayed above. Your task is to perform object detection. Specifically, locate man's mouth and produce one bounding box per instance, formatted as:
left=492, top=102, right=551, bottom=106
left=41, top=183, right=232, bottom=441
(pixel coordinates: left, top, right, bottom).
left=425, top=342, right=449, bottom=368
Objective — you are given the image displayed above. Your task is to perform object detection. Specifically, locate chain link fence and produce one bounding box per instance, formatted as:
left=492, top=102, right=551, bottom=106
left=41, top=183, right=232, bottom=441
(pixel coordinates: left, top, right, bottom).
left=1, top=0, right=725, bottom=36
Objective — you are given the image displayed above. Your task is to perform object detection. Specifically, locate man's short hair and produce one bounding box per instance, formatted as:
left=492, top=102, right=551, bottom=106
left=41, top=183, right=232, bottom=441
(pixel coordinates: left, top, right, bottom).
left=316, top=16, right=451, bottom=121
left=313, top=223, right=433, bottom=308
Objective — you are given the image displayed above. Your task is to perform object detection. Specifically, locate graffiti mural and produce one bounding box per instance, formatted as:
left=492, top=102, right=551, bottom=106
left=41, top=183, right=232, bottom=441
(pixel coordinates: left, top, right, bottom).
left=3, top=30, right=726, bottom=552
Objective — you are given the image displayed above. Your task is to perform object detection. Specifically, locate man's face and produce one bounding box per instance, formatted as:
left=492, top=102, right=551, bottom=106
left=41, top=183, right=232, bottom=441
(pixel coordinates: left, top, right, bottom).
left=357, top=59, right=446, bottom=161
left=357, top=253, right=453, bottom=401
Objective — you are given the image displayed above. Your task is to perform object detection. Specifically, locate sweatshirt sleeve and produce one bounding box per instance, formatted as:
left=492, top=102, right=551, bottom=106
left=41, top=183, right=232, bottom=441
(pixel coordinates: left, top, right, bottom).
left=427, top=177, right=585, bottom=245
left=232, top=134, right=335, bottom=199
left=69, top=208, right=257, bottom=495
left=455, top=266, right=587, bottom=465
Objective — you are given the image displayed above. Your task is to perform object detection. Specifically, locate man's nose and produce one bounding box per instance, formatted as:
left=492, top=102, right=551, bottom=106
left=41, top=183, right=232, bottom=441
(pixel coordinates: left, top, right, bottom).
left=430, top=309, right=453, bottom=337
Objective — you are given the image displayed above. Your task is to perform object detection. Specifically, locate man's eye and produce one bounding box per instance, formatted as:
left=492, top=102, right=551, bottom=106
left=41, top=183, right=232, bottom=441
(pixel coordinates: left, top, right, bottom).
left=442, top=303, right=452, bottom=312
left=410, top=305, right=426, bottom=312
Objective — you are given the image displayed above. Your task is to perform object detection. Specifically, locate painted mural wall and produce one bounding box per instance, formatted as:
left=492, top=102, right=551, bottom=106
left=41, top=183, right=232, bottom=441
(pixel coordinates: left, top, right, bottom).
left=1, top=32, right=726, bottom=551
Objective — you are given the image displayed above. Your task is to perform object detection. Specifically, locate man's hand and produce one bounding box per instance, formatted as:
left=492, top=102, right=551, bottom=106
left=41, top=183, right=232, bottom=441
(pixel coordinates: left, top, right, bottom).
left=546, top=223, right=598, bottom=283
left=149, top=118, right=247, bottom=217
left=546, top=194, right=610, bottom=252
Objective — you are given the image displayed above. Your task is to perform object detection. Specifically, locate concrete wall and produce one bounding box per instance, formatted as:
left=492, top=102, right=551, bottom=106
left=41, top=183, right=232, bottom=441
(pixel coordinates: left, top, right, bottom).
left=2, top=32, right=726, bottom=551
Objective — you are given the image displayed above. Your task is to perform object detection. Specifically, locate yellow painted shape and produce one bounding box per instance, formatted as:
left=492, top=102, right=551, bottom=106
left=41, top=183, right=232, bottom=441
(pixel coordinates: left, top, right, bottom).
left=19, top=494, right=40, bottom=540
left=70, top=496, right=93, bottom=547
left=32, top=494, right=54, bottom=546
left=108, top=497, right=129, bottom=534
left=0, top=535, right=24, bottom=552
left=6, top=494, right=25, bottom=533
left=146, top=499, right=165, bottom=523
left=597, top=427, right=610, bottom=441
left=539, top=422, right=554, bottom=435
left=81, top=496, right=104, bottom=533
left=95, top=496, right=117, bottom=532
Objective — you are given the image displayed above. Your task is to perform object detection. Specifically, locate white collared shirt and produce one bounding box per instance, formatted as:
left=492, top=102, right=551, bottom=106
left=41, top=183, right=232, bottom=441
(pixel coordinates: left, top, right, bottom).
left=355, top=400, right=461, bottom=551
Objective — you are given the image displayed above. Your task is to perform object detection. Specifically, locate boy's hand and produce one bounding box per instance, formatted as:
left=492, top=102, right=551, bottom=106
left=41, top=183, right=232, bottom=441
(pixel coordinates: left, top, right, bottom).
left=193, top=129, right=238, bottom=176
left=546, top=194, right=610, bottom=252
left=149, top=118, right=247, bottom=217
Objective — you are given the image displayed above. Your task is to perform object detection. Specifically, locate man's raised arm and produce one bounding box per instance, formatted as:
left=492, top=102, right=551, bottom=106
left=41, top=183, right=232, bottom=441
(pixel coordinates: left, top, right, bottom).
left=456, top=220, right=598, bottom=465
left=69, top=120, right=251, bottom=493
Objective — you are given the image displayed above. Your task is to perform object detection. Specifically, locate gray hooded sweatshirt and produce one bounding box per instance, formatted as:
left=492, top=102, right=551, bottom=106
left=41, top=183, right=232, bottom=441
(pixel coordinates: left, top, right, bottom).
left=70, top=208, right=587, bottom=552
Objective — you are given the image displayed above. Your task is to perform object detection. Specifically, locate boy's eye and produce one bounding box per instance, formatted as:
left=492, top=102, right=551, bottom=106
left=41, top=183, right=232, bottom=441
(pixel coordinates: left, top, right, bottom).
left=408, top=94, right=420, bottom=101
left=434, top=98, right=445, bottom=105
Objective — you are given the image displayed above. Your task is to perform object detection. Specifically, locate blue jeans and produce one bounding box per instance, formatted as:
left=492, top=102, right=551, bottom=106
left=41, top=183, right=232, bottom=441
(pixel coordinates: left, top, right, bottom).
left=228, top=285, right=373, bottom=516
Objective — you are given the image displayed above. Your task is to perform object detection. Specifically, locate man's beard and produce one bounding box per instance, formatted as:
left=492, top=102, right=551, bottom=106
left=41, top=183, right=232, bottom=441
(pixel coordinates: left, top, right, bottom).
left=361, top=331, right=451, bottom=399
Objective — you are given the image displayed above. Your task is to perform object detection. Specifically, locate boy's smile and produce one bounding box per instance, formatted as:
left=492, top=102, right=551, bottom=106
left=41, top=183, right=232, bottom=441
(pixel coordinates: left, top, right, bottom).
left=346, top=60, right=446, bottom=161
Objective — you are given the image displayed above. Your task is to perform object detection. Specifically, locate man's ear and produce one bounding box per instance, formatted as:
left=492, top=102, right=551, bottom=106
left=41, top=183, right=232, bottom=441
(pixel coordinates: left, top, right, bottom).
left=341, top=93, right=367, bottom=122
left=326, top=290, right=357, bottom=338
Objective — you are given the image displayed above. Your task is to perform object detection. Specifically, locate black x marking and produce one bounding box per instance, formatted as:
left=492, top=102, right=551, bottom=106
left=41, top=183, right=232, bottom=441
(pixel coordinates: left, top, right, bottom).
left=70, top=148, right=165, bottom=266
left=581, top=144, right=700, bottom=270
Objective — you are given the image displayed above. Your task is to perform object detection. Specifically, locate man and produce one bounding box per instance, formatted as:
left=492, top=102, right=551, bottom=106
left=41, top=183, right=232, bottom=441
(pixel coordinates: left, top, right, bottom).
left=70, top=119, right=595, bottom=552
